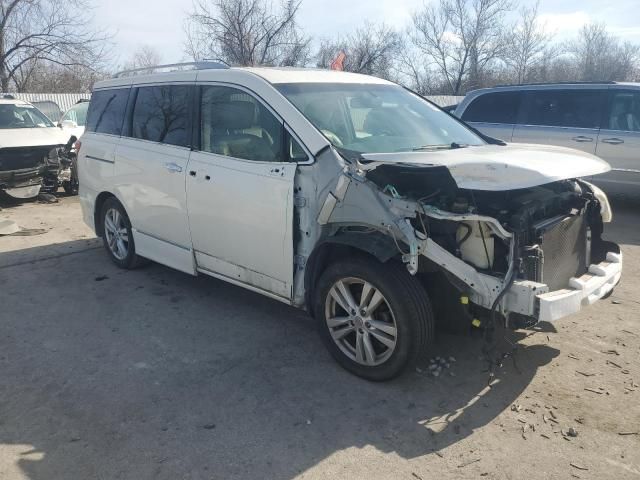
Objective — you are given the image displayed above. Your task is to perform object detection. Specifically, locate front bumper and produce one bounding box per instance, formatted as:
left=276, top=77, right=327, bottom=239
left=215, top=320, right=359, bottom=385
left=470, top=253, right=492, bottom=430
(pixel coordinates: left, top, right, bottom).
left=536, top=251, right=622, bottom=322
left=0, top=167, right=44, bottom=198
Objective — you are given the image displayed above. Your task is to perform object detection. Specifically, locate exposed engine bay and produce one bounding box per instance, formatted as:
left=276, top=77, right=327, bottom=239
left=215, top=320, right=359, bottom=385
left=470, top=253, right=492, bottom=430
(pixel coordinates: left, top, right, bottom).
left=368, top=165, right=608, bottom=271
left=0, top=145, right=57, bottom=198
left=0, top=136, right=77, bottom=199
left=365, top=164, right=618, bottom=325
left=306, top=148, right=621, bottom=331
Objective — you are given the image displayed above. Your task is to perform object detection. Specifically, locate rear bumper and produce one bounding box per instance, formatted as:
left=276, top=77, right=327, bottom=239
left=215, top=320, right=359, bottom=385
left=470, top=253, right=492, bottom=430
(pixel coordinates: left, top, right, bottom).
left=536, top=251, right=622, bottom=322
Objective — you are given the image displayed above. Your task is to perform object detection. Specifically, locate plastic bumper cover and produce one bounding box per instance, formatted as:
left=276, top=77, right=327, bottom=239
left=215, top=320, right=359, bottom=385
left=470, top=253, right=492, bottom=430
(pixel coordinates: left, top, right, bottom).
left=536, top=252, right=622, bottom=322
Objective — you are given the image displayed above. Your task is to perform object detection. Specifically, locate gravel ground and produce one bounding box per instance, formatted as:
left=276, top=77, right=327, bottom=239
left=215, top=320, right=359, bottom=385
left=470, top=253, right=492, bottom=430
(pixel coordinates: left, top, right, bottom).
left=0, top=193, right=638, bottom=480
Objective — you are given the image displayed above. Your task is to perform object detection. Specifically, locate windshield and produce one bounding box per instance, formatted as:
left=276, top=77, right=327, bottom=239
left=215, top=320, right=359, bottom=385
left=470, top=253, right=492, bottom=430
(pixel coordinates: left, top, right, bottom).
left=61, top=102, right=89, bottom=126
left=276, top=83, right=484, bottom=153
left=0, top=103, right=54, bottom=129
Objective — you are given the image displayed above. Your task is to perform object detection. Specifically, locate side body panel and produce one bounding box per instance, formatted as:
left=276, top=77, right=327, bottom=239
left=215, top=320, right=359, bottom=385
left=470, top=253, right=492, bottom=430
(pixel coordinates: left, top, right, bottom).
left=113, top=137, right=194, bottom=273
left=594, top=86, right=640, bottom=192
left=78, top=131, right=118, bottom=230
left=512, top=124, right=599, bottom=155
left=186, top=152, right=295, bottom=299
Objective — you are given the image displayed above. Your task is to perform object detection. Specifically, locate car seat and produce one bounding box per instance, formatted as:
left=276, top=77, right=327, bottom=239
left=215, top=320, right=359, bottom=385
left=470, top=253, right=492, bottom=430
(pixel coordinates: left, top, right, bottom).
left=207, top=101, right=275, bottom=161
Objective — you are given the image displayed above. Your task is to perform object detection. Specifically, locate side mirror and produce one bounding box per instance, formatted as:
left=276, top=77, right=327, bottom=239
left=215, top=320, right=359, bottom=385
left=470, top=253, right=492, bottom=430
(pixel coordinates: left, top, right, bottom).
left=61, top=119, right=78, bottom=129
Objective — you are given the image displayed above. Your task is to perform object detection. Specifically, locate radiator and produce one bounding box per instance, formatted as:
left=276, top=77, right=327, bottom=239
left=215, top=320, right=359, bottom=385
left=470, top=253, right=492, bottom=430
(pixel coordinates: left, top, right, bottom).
left=522, top=213, right=589, bottom=291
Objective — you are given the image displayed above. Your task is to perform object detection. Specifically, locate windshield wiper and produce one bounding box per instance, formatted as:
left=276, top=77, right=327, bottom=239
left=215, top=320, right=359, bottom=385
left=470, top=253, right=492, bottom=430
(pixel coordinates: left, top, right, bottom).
left=412, top=142, right=468, bottom=151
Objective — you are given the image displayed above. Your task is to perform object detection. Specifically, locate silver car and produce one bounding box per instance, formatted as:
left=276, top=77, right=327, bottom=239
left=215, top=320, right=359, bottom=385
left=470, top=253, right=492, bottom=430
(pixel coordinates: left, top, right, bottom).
left=454, top=82, right=640, bottom=195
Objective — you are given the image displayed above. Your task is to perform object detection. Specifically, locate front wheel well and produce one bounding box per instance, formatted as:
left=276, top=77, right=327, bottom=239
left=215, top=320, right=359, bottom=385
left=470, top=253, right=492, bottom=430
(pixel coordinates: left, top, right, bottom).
left=94, top=192, right=117, bottom=237
left=304, top=233, right=402, bottom=315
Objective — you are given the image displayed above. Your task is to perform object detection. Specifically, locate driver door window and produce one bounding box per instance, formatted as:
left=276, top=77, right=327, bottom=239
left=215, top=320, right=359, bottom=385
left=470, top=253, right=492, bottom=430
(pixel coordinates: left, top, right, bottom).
left=200, top=86, right=284, bottom=162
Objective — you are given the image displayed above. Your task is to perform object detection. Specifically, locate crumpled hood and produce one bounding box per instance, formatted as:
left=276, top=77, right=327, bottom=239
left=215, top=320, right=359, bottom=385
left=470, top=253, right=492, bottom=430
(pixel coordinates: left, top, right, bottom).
left=0, top=127, right=71, bottom=149
left=360, top=143, right=611, bottom=191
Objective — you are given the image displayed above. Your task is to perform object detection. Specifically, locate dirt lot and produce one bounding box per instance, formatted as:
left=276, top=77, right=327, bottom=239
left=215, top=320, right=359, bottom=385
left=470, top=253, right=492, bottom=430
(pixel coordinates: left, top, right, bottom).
left=0, top=193, right=639, bottom=480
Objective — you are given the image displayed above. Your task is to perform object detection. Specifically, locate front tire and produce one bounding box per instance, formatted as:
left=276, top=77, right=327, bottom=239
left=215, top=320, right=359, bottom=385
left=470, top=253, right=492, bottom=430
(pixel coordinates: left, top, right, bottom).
left=314, top=258, right=433, bottom=381
left=62, top=180, right=78, bottom=195
left=100, top=198, right=145, bottom=269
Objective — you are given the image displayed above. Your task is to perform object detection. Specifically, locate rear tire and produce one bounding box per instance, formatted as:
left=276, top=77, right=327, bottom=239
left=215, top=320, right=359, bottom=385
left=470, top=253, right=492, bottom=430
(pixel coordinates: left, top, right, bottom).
left=314, top=258, right=433, bottom=381
left=100, top=197, right=146, bottom=269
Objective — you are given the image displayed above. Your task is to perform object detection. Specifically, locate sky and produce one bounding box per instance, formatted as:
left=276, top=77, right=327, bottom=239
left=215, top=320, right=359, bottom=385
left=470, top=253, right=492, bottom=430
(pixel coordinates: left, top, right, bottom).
left=94, top=0, right=640, bottom=67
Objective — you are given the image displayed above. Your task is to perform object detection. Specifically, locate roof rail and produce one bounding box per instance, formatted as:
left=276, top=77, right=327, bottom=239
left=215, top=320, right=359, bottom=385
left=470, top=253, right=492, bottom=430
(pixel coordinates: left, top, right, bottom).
left=114, top=60, right=230, bottom=78
left=493, top=81, right=617, bottom=87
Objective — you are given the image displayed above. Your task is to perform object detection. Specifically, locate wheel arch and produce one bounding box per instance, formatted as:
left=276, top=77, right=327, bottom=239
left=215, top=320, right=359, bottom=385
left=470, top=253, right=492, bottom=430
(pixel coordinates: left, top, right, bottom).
left=93, top=191, right=119, bottom=237
left=303, top=231, right=401, bottom=315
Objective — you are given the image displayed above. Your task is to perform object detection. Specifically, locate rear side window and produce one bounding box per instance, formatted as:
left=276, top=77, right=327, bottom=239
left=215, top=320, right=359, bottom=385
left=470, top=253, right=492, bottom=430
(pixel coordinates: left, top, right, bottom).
left=131, top=85, right=190, bottom=146
left=86, top=89, right=129, bottom=135
left=607, top=90, right=640, bottom=132
left=461, top=92, right=521, bottom=124
left=522, top=90, right=603, bottom=129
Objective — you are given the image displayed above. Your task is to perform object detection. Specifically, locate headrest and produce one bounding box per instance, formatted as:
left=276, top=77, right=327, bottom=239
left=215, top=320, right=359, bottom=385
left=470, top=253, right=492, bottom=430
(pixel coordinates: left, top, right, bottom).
left=209, top=101, right=255, bottom=130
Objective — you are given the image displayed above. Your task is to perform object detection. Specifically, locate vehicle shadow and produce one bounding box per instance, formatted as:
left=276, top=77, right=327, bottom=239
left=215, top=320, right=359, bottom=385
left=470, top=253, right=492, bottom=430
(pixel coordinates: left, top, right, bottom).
left=0, top=239, right=559, bottom=479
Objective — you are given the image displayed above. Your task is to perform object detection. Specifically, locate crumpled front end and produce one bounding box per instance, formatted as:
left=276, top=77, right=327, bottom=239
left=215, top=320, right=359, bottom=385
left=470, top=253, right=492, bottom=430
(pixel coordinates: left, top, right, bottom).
left=313, top=149, right=621, bottom=328
left=0, top=145, right=63, bottom=198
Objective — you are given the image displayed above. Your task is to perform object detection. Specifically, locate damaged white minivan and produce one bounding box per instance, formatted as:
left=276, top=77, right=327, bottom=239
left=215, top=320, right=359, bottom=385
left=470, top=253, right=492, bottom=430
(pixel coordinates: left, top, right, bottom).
left=78, top=62, right=622, bottom=381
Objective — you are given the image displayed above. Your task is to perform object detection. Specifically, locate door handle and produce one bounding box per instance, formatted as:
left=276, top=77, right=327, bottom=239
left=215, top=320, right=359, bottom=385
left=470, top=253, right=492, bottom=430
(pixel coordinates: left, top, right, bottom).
left=601, top=137, right=624, bottom=145
left=164, top=162, right=183, bottom=173
left=572, top=135, right=593, bottom=143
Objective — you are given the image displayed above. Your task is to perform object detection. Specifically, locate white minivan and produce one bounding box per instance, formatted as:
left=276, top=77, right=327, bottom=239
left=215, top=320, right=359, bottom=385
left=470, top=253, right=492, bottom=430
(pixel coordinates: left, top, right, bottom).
left=79, top=62, right=622, bottom=380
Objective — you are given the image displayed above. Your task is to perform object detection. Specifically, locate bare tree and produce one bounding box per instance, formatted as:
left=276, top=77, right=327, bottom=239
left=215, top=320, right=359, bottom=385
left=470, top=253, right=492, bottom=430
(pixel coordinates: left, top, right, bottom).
left=410, top=0, right=513, bottom=94
left=570, top=23, right=639, bottom=81
left=503, top=1, right=556, bottom=83
left=121, top=45, right=163, bottom=73
left=12, top=61, right=105, bottom=92
left=184, top=0, right=310, bottom=66
left=397, top=47, right=432, bottom=94
left=316, top=22, right=402, bottom=80
left=0, top=0, right=110, bottom=92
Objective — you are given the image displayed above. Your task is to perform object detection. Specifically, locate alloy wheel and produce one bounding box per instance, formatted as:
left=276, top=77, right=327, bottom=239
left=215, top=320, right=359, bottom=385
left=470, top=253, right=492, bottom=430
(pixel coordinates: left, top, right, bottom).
left=104, top=208, right=129, bottom=261
left=324, top=277, right=398, bottom=366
